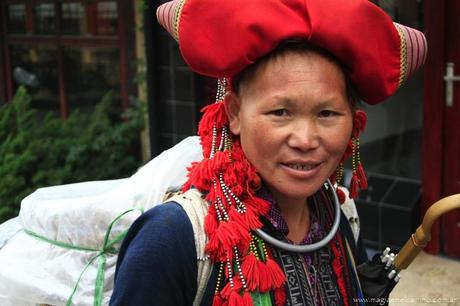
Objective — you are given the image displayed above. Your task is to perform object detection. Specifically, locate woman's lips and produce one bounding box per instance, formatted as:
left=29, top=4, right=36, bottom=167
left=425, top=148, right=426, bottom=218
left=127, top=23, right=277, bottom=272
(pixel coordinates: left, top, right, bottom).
left=280, top=161, right=323, bottom=178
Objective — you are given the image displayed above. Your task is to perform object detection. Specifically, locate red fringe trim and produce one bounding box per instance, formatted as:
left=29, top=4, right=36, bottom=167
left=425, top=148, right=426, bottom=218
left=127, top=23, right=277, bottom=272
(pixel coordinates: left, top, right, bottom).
left=331, top=240, right=349, bottom=306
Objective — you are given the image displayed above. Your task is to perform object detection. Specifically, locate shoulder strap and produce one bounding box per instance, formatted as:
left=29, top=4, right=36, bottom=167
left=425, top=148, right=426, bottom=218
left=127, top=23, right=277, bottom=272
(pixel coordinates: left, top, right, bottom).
left=169, top=189, right=212, bottom=306
left=338, top=187, right=361, bottom=243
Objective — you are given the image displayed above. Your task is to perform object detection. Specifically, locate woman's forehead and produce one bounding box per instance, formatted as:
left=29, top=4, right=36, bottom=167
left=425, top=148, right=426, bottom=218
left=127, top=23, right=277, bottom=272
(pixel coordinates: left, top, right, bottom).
left=238, top=51, right=346, bottom=96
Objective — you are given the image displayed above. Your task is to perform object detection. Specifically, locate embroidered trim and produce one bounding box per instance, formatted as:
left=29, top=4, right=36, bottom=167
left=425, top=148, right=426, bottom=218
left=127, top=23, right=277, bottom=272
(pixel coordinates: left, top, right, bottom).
left=394, top=23, right=408, bottom=87
left=173, top=0, right=187, bottom=41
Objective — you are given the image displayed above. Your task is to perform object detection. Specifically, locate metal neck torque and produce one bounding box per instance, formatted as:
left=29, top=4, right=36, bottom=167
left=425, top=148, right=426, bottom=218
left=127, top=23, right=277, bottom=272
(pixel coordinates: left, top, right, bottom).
left=255, top=180, right=341, bottom=253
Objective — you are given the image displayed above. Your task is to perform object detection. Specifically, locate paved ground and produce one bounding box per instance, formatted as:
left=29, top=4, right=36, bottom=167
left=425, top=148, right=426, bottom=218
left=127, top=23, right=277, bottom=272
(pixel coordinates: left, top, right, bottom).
left=390, top=251, right=460, bottom=305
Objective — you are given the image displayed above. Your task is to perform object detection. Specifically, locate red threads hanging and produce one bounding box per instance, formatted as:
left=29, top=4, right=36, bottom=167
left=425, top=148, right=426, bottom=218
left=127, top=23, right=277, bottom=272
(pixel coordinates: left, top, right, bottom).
left=334, top=110, right=369, bottom=200
left=241, top=253, right=260, bottom=291
left=349, top=174, right=360, bottom=199
left=356, top=162, right=368, bottom=190
left=265, top=258, right=287, bottom=288
left=274, top=286, right=286, bottom=306
left=257, top=260, right=273, bottom=292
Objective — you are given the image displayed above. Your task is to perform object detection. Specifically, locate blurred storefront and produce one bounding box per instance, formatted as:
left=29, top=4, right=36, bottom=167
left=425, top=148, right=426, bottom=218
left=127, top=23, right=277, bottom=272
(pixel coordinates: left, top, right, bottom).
left=0, top=0, right=136, bottom=117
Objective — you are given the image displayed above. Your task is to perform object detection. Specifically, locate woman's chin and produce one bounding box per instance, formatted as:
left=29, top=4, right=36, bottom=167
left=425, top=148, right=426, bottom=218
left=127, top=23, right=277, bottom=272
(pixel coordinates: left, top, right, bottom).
left=268, top=182, right=325, bottom=204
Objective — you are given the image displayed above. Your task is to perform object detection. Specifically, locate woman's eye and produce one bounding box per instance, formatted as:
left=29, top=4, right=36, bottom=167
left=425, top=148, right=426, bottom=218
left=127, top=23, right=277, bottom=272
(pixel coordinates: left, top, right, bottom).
left=269, top=109, right=288, bottom=117
left=318, top=110, right=337, bottom=118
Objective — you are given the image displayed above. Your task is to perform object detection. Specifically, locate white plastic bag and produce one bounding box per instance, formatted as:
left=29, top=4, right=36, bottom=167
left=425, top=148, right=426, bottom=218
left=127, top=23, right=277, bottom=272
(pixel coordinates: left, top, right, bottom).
left=0, top=136, right=202, bottom=306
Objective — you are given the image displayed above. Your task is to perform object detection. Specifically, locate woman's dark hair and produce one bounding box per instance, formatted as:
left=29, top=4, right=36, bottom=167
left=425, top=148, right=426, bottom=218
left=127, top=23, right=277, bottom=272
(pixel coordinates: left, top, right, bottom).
left=231, top=39, right=360, bottom=109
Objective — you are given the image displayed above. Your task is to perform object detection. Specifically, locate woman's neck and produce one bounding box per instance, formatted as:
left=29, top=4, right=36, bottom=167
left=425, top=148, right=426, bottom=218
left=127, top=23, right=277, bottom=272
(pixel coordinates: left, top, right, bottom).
left=275, top=195, right=311, bottom=244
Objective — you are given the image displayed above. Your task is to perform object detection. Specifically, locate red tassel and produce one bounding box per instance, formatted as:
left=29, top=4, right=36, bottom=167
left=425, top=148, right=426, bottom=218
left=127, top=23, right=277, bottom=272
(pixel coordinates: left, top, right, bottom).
left=349, top=174, right=359, bottom=199
left=244, top=196, right=270, bottom=218
left=241, top=253, right=259, bottom=291
left=212, top=293, right=224, bottom=306
left=197, top=101, right=229, bottom=158
left=336, top=188, right=346, bottom=204
left=265, top=258, right=286, bottom=288
left=274, top=286, right=286, bottom=306
left=257, top=261, right=272, bottom=292
left=206, top=220, right=250, bottom=262
left=229, top=207, right=262, bottom=231
left=204, top=208, right=219, bottom=232
left=242, top=291, right=253, bottom=306
left=356, top=162, right=368, bottom=190
left=198, top=101, right=228, bottom=136
left=228, top=291, right=244, bottom=306
left=220, top=280, right=242, bottom=299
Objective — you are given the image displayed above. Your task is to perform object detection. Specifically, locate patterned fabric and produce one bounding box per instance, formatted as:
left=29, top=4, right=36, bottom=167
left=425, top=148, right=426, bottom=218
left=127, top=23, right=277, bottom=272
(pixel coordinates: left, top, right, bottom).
left=394, top=22, right=428, bottom=87
left=155, top=0, right=185, bottom=41
left=257, top=186, right=364, bottom=306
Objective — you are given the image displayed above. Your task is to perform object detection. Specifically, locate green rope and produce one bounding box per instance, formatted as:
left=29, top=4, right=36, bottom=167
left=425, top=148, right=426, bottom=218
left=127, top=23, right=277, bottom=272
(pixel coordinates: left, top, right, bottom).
left=23, top=208, right=143, bottom=306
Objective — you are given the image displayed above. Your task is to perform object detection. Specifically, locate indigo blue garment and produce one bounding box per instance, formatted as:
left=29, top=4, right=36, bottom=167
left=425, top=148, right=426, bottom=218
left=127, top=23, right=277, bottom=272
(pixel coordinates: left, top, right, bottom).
left=109, top=203, right=217, bottom=306
left=110, top=202, right=367, bottom=306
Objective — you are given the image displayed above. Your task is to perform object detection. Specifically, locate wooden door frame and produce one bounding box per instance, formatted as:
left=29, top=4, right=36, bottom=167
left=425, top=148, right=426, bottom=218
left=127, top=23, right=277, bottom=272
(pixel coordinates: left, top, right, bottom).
left=421, top=0, right=445, bottom=254
left=441, top=0, right=460, bottom=257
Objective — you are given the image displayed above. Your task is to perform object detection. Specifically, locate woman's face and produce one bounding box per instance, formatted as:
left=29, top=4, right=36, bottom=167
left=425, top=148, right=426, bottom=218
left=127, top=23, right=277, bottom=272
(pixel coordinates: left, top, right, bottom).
left=225, top=51, right=353, bottom=205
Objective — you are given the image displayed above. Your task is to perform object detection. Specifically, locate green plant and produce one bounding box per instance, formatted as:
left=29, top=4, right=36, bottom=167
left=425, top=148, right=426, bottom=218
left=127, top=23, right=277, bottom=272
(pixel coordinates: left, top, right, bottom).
left=0, top=86, right=145, bottom=223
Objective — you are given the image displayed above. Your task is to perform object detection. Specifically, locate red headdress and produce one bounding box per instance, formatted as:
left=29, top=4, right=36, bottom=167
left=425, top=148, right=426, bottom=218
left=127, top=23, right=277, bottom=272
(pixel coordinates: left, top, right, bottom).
left=156, top=1, right=427, bottom=305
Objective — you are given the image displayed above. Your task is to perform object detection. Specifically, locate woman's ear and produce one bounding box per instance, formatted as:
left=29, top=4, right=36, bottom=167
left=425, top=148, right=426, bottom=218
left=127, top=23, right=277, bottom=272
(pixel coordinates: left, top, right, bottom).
left=224, top=92, right=241, bottom=135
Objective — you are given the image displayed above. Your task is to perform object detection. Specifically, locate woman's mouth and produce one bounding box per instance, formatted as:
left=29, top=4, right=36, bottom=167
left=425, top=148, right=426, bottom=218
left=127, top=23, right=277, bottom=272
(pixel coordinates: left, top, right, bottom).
left=285, top=163, right=317, bottom=171
left=280, top=161, right=323, bottom=178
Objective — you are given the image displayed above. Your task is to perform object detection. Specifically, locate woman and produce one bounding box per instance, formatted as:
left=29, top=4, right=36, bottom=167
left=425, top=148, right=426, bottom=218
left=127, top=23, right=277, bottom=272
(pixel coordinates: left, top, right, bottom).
left=110, top=0, right=426, bottom=305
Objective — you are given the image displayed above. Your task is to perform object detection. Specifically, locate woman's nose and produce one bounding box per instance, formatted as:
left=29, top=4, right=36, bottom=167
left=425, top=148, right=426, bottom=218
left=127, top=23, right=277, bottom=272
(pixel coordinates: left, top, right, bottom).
left=287, top=121, right=320, bottom=151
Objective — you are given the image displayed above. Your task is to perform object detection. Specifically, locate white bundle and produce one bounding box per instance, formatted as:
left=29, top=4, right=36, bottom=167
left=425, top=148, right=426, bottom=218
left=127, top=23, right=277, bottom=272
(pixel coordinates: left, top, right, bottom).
left=0, top=136, right=202, bottom=306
